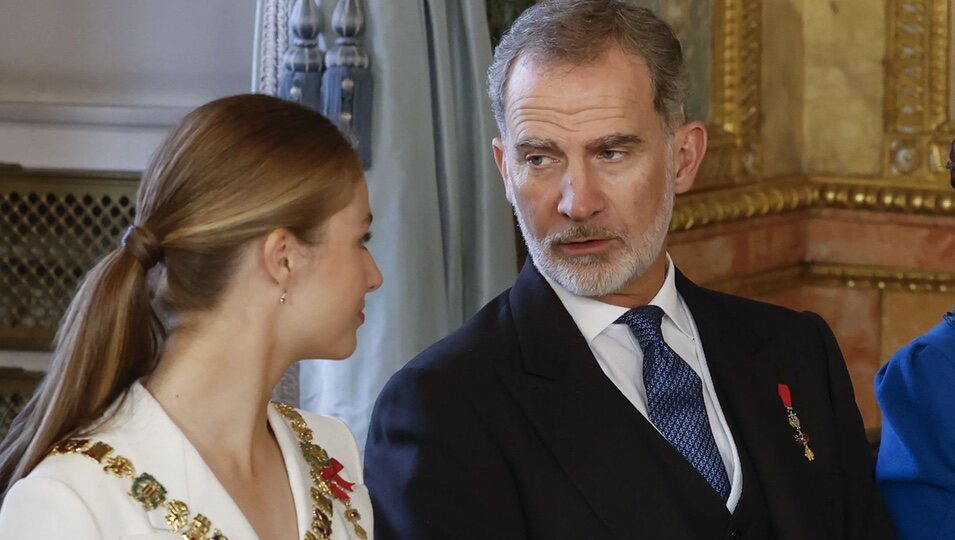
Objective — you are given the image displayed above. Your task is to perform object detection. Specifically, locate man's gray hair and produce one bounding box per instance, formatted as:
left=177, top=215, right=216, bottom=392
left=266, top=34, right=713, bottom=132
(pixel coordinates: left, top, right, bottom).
left=487, top=0, right=688, bottom=136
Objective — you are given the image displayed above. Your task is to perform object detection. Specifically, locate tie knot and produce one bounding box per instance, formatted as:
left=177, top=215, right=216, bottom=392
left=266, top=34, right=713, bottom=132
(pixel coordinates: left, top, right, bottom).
left=616, top=305, right=665, bottom=349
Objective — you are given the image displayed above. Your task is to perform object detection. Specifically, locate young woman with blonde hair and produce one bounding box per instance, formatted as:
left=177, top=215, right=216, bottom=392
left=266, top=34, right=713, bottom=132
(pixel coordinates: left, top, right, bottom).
left=0, top=94, right=381, bottom=539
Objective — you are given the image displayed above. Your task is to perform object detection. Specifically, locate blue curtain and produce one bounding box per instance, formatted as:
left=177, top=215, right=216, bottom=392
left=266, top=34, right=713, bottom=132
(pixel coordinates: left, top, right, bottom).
left=298, top=0, right=517, bottom=449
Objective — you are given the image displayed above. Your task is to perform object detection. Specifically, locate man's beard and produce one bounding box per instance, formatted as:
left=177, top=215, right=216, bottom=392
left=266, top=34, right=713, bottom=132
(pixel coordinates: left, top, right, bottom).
left=515, top=175, right=674, bottom=298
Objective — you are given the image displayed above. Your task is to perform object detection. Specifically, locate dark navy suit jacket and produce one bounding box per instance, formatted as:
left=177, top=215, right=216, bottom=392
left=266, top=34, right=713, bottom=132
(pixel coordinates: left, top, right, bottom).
left=877, top=312, right=955, bottom=539
left=366, top=262, right=895, bottom=539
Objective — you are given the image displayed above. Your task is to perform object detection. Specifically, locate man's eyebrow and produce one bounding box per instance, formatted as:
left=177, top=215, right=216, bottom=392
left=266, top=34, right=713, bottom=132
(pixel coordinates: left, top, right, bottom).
left=514, top=137, right=561, bottom=153
left=363, top=213, right=373, bottom=225
left=587, top=133, right=644, bottom=151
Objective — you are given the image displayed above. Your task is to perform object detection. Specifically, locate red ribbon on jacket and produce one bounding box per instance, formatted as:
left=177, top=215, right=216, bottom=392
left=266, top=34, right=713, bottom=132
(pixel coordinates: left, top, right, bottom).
left=777, top=383, right=793, bottom=408
left=321, top=458, right=355, bottom=501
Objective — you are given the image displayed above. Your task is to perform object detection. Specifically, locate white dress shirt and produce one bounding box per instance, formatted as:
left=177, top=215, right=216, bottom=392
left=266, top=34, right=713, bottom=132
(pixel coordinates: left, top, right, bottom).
left=542, top=254, right=743, bottom=511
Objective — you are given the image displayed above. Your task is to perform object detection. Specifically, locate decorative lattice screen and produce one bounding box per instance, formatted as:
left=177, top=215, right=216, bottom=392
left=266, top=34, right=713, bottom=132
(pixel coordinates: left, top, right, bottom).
left=0, top=167, right=139, bottom=349
left=0, top=367, right=43, bottom=438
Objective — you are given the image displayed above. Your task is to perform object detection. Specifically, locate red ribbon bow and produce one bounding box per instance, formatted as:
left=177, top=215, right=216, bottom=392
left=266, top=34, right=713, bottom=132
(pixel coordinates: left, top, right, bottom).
left=321, top=458, right=355, bottom=501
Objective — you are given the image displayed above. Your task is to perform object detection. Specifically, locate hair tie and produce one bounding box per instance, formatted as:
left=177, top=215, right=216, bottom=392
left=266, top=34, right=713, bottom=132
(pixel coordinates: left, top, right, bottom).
left=120, top=225, right=163, bottom=269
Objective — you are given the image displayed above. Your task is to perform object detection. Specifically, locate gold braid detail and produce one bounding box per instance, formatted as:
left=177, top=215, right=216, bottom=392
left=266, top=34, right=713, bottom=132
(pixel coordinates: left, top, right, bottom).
left=48, top=439, right=227, bottom=539
left=48, top=404, right=366, bottom=540
left=273, top=402, right=368, bottom=540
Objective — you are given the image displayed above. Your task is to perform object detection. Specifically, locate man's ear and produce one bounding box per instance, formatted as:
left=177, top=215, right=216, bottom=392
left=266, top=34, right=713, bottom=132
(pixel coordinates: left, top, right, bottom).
left=671, top=121, right=708, bottom=195
left=262, top=228, right=295, bottom=285
left=492, top=136, right=514, bottom=204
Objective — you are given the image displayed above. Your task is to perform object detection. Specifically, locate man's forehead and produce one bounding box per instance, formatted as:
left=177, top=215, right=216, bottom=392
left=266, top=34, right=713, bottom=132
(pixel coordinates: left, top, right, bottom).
left=506, top=47, right=650, bottom=92
left=504, top=76, right=653, bottom=141
left=502, top=49, right=654, bottom=125
left=509, top=107, right=634, bottom=141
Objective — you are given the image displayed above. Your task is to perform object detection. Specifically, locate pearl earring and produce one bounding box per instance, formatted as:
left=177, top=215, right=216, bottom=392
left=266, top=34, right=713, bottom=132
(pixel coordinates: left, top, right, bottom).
left=279, top=290, right=287, bottom=304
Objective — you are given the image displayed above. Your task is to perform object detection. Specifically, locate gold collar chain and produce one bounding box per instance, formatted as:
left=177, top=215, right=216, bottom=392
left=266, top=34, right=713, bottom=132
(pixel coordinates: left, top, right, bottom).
left=48, top=402, right=367, bottom=540
left=271, top=402, right=367, bottom=540
left=49, top=438, right=227, bottom=540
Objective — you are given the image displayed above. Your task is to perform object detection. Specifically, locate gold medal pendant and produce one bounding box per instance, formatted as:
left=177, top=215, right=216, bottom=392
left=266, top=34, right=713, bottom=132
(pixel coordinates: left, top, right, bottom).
left=778, top=383, right=816, bottom=462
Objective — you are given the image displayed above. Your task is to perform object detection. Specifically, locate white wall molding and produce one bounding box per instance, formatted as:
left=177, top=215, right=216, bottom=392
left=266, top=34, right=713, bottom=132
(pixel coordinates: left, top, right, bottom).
left=0, top=101, right=190, bottom=128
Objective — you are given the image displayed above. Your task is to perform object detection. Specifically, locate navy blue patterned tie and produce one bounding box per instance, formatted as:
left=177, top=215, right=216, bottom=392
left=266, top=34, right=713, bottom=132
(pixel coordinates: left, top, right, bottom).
left=617, top=305, right=731, bottom=501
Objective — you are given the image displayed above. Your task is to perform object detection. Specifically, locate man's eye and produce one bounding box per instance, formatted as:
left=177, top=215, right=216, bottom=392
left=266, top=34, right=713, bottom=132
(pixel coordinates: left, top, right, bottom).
left=601, top=150, right=624, bottom=160
left=526, top=155, right=551, bottom=166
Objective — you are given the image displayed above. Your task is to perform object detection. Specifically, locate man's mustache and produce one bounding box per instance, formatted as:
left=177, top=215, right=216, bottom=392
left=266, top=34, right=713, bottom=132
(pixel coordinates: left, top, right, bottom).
left=545, top=225, right=626, bottom=245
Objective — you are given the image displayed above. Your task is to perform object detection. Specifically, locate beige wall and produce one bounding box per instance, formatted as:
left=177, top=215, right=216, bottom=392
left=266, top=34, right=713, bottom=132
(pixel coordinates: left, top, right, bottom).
left=762, top=0, right=805, bottom=177
left=763, top=0, right=885, bottom=178
left=684, top=0, right=955, bottom=427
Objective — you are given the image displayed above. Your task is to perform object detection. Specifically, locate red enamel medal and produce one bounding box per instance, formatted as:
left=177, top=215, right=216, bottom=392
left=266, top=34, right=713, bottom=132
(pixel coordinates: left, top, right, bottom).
left=777, top=383, right=815, bottom=461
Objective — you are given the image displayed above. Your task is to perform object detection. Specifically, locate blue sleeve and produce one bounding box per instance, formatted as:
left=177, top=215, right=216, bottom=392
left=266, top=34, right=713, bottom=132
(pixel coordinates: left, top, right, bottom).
left=876, top=321, right=955, bottom=540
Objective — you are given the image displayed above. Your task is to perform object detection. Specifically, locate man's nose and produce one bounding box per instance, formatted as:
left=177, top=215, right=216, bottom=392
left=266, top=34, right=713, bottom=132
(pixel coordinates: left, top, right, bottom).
left=557, top=169, right=604, bottom=221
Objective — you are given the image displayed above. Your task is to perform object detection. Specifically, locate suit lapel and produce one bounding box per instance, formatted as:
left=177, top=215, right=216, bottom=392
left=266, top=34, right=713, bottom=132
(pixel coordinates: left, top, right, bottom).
left=499, top=263, right=725, bottom=539
left=676, top=272, right=830, bottom=538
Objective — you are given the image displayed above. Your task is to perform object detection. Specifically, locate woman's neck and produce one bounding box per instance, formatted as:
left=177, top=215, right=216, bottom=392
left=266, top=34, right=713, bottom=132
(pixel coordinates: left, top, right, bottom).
left=144, top=314, right=290, bottom=476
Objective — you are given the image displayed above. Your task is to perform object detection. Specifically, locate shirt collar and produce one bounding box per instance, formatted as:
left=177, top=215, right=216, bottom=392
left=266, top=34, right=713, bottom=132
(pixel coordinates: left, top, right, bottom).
left=540, top=253, right=695, bottom=345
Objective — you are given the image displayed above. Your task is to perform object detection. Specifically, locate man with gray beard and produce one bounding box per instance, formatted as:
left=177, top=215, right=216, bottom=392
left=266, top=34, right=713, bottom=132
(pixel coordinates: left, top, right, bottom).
left=365, top=1, right=895, bottom=539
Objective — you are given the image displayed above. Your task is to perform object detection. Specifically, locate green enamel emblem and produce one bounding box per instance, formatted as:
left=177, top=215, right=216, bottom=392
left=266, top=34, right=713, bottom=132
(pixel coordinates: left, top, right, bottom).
left=129, top=472, right=167, bottom=510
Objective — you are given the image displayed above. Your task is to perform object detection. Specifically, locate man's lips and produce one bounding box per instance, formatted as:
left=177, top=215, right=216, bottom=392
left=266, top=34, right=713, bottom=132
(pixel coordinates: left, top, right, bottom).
left=556, top=238, right=614, bottom=255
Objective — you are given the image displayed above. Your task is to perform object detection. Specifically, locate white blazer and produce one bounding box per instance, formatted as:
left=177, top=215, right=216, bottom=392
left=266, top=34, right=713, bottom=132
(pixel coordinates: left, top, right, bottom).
left=0, top=383, right=373, bottom=539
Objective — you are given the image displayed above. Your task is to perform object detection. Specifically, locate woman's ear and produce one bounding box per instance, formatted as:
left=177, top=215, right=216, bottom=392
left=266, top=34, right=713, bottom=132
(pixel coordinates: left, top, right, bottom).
left=262, top=228, right=295, bottom=285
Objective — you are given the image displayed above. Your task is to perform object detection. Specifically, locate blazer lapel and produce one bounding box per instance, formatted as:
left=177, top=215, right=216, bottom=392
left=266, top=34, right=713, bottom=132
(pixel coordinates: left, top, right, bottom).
left=499, top=263, right=725, bottom=539
left=268, top=405, right=314, bottom=539
left=676, top=271, right=830, bottom=538
left=123, top=384, right=259, bottom=538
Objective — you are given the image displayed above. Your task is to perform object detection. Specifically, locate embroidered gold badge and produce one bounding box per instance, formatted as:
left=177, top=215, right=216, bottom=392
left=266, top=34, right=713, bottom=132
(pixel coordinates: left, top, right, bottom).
left=104, top=455, right=135, bottom=477
left=181, top=514, right=211, bottom=540
left=164, top=499, right=191, bottom=532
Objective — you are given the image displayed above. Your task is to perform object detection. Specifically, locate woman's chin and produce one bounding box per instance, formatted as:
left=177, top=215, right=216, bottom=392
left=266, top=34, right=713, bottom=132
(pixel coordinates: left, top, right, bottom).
left=319, top=340, right=358, bottom=361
